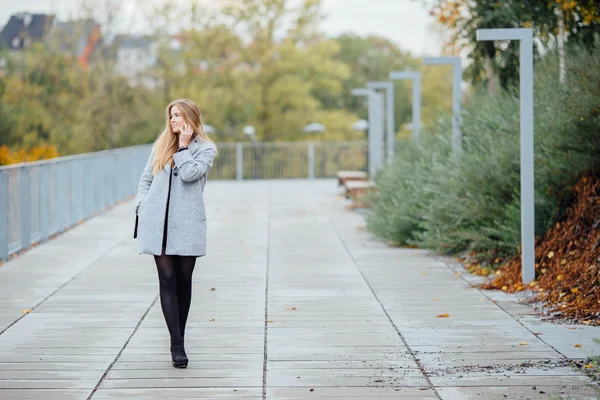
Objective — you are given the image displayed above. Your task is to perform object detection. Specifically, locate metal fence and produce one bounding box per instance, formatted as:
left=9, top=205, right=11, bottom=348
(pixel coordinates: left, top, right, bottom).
left=210, top=141, right=367, bottom=180
left=0, top=141, right=367, bottom=261
left=0, top=145, right=152, bottom=261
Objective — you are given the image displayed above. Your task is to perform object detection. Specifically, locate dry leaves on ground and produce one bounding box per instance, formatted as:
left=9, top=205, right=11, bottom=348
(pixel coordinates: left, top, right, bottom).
left=478, top=173, right=600, bottom=324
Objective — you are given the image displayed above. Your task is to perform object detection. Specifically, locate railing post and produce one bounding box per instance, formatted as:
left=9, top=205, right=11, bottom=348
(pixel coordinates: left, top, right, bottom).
left=57, top=163, right=66, bottom=232
left=308, top=143, right=315, bottom=179
left=236, top=143, right=244, bottom=181
left=0, top=170, right=8, bottom=262
left=39, top=166, right=49, bottom=242
left=20, top=167, right=31, bottom=251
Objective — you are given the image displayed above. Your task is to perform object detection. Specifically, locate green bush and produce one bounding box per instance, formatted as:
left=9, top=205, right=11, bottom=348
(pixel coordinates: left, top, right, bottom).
left=367, top=46, right=600, bottom=258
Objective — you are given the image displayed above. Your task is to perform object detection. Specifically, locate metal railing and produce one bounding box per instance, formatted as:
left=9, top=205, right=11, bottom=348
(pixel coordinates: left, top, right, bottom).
left=0, top=145, right=152, bottom=261
left=210, top=141, right=367, bottom=180
left=0, top=141, right=367, bottom=261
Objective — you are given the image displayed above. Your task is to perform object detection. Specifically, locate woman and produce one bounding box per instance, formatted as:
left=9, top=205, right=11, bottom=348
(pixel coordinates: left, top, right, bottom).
left=134, top=99, right=217, bottom=368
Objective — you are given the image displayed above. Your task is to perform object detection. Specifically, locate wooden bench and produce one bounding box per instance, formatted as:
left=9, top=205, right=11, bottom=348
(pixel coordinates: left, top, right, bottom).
left=344, top=180, right=376, bottom=208
left=336, top=170, right=368, bottom=186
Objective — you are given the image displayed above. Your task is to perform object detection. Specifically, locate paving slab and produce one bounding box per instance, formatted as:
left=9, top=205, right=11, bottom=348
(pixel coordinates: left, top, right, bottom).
left=0, top=179, right=598, bottom=400
left=91, top=387, right=262, bottom=399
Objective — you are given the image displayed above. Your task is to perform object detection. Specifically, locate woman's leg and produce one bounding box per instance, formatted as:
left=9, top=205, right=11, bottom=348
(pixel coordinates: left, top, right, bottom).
left=154, top=254, right=189, bottom=368
left=153, top=255, right=181, bottom=339
left=176, top=256, right=197, bottom=337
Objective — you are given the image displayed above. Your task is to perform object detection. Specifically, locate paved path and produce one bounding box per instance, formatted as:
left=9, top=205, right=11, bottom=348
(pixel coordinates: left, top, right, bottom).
left=0, top=180, right=599, bottom=400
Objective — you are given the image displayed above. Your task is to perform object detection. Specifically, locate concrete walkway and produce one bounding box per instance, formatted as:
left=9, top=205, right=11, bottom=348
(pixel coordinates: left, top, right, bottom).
left=0, top=180, right=599, bottom=400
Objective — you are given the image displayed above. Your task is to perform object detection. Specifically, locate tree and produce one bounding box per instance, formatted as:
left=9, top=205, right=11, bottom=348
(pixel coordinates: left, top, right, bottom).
left=552, top=0, right=600, bottom=83
left=318, top=34, right=453, bottom=139
left=422, top=0, right=599, bottom=92
left=153, top=0, right=357, bottom=142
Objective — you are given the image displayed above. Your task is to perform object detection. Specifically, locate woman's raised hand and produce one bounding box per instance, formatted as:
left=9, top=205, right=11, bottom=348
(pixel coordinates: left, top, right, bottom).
left=179, top=123, right=193, bottom=147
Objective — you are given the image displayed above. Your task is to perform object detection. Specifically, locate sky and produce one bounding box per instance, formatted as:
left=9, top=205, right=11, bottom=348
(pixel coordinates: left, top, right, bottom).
left=0, top=0, right=443, bottom=56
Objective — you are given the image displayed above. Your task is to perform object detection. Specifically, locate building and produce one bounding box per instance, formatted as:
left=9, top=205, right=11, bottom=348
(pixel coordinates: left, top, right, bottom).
left=112, top=34, right=158, bottom=89
left=0, top=13, right=55, bottom=50
left=47, top=19, right=103, bottom=68
left=0, top=13, right=103, bottom=69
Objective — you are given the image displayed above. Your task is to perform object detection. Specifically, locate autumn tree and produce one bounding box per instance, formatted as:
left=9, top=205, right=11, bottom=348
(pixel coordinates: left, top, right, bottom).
left=151, top=0, right=357, bottom=141
left=422, top=0, right=599, bottom=92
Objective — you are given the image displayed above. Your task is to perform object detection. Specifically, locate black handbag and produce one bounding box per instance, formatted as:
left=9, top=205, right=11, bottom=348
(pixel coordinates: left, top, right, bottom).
left=133, top=214, right=139, bottom=239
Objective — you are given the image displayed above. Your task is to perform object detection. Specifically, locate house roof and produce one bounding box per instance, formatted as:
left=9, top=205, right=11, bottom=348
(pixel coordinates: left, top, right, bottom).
left=0, top=13, right=55, bottom=49
left=47, top=18, right=102, bottom=56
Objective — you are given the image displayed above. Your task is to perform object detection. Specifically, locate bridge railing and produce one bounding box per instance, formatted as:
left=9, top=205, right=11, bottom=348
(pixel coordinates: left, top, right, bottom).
left=0, top=141, right=367, bottom=261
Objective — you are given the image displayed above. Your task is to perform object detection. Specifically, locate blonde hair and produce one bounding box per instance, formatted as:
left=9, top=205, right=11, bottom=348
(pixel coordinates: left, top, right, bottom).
left=151, top=99, right=216, bottom=175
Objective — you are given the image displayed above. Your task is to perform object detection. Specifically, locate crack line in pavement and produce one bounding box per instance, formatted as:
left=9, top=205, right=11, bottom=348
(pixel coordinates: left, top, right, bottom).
left=262, top=182, right=271, bottom=400
left=87, top=295, right=159, bottom=400
left=0, top=237, right=131, bottom=337
left=327, top=214, right=443, bottom=400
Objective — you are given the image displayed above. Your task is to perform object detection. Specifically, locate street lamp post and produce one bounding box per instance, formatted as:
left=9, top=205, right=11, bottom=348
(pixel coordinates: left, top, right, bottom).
left=477, top=28, right=535, bottom=284
left=352, top=88, right=385, bottom=177
left=302, top=122, right=325, bottom=179
left=422, top=57, right=463, bottom=153
left=366, top=81, right=395, bottom=162
left=388, top=71, right=421, bottom=144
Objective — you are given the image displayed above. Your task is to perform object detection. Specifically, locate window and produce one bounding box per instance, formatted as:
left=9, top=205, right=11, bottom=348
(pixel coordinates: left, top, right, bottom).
left=11, top=37, right=21, bottom=48
left=23, top=13, right=32, bottom=26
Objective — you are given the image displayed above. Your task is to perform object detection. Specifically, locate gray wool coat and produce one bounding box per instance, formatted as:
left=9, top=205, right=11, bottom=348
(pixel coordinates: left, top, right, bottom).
left=134, top=137, right=217, bottom=256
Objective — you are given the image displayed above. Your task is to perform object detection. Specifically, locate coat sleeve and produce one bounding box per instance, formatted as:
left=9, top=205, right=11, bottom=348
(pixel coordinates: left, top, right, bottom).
left=172, top=144, right=217, bottom=183
left=134, top=147, right=155, bottom=214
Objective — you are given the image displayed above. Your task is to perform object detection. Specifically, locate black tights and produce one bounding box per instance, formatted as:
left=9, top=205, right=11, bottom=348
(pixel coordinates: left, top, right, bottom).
left=153, top=254, right=197, bottom=339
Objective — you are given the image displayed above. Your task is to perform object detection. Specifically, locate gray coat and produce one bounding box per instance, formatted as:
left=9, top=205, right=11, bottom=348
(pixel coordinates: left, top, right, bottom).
left=134, top=137, right=217, bottom=256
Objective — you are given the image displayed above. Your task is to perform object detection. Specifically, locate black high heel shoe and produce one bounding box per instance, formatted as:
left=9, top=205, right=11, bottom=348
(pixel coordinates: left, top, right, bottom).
left=170, top=337, right=188, bottom=368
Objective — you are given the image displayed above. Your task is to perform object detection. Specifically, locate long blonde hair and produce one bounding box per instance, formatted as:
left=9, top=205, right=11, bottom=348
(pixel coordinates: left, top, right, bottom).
left=152, top=99, right=216, bottom=175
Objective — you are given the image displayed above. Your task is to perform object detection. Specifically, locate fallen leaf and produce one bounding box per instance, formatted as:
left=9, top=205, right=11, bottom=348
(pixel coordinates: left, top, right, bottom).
left=210, top=288, right=216, bottom=291
left=556, top=274, right=563, bottom=281
left=21, top=309, right=32, bottom=314
left=502, top=285, right=508, bottom=291
left=286, top=307, right=296, bottom=311
left=436, top=313, right=450, bottom=318
left=584, top=363, right=595, bottom=369
left=535, top=332, right=543, bottom=336
left=575, top=344, right=582, bottom=348
left=571, top=288, right=579, bottom=294
left=266, top=320, right=273, bottom=323
left=421, top=271, right=428, bottom=276
left=433, top=298, right=439, bottom=301
left=520, top=342, right=529, bottom=346
left=560, top=259, right=567, bottom=265
left=454, top=272, right=461, bottom=277
left=547, top=251, right=555, bottom=259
